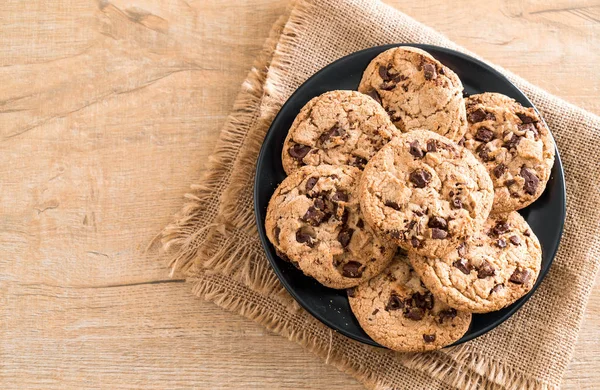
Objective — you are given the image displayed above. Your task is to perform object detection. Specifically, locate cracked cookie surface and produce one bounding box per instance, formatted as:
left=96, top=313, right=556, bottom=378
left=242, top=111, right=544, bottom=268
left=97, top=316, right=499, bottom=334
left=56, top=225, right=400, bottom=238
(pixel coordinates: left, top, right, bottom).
left=358, top=46, right=467, bottom=142
left=408, top=212, right=542, bottom=313
left=359, top=130, right=493, bottom=257
left=266, top=165, right=396, bottom=289
left=462, top=93, right=555, bottom=213
left=348, top=253, right=471, bottom=351
left=282, top=90, right=401, bottom=175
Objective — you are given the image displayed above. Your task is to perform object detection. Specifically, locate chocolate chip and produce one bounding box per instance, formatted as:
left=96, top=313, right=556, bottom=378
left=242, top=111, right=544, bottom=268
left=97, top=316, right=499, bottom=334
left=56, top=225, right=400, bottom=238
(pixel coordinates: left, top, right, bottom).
left=438, top=309, right=457, bottom=323
left=409, top=140, right=424, bottom=158
left=493, top=163, right=507, bottom=178
left=457, top=243, right=466, bottom=257
left=475, top=127, right=495, bottom=142
left=431, top=228, right=448, bottom=239
left=504, top=134, right=521, bottom=150
left=453, top=258, right=472, bottom=274
left=390, top=230, right=401, bottom=239
left=458, top=137, right=466, bottom=147
left=332, top=190, right=349, bottom=202
left=423, top=63, right=437, bottom=80
left=404, top=307, right=425, bottom=321
left=385, top=294, right=404, bottom=311
left=490, top=284, right=504, bottom=294
left=517, top=112, right=536, bottom=124
left=410, top=237, right=422, bottom=248
left=356, top=219, right=364, bottom=228
left=372, top=309, right=379, bottom=315
left=509, top=268, right=531, bottom=284
left=305, top=177, right=318, bottom=192
left=426, top=139, right=437, bottom=152
left=349, top=156, right=368, bottom=169
left=409, top=169, right=432, bottom=188
left=523, top=230, right=531, bottom=237
left=496, top=239, right=507, bottom=248
left=366, top=89, right=382, bottom=105
left=518, top=122, right=536, bottom=133
left=346, top=287, right=356, bottom=298
left=468, top=108, right=495, bottom=123
left=451, top=198, right=463, bottom=209
left=380, top=81, right=397, bottom=91
left=301, top=206, right=328, bottom=226
left=509, top=235, right=521, bottom=245
left=492, top=221, right=510, bottom=236
left=520, top=167, right=539, bottom=195
left=412, top=292, right=434, bottom=310
left=313, top=198, right=326, bottom=210
left=505, top=179, right=516, bottom=187
left=319, top=126, right=345, bottom=144
left=296, top=227, right=316, bottom=247
left=288, top=144, right=311, bottom=160
left=384, top=200, right=401, bottom=211
left=342, top=261, right=363, bottom=278
left=337, top=228, right=354, bottom=247
left=428, top=216, right=448, bottom=230
left=477, top=260, right=496, bottom=279
left=379, top=65, right=391, bottom=81
left=273, top=226, right=281, bottom=244
left=423, top=334, right=436, bottom=343
left=476, top=144, right=494, bottom=162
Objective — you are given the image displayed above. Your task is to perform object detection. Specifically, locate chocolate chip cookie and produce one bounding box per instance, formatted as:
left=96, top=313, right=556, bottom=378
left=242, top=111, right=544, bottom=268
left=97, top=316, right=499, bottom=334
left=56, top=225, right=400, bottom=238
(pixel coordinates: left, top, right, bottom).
left=266, top=165, right=396, bottom=289
left=409, top=212, right=542, bottom=313
left=358, top=46, right=467, bottom=142
left=281, top=90, right=401, bottom=174
left=358, top=130, right=494, bottom=256
left=462, top=93, right=555, bottom=213
left=348, top=252, right=471, bottom=351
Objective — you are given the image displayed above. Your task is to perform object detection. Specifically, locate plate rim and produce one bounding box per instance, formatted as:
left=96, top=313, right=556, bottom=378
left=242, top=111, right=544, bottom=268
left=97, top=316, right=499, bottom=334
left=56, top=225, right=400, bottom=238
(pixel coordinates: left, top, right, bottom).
left=253, top=43, right=566, bottom=348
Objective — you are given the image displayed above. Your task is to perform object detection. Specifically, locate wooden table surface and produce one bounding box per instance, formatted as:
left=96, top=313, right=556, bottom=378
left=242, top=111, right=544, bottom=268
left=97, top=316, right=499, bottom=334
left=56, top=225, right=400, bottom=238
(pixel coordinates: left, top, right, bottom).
left=1, top=0, right=599, bottom=388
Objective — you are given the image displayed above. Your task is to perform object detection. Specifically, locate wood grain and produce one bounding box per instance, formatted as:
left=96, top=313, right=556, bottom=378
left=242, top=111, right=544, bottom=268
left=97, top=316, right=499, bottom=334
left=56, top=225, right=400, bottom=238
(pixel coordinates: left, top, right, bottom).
left=0, top=0, right=598, bottom=388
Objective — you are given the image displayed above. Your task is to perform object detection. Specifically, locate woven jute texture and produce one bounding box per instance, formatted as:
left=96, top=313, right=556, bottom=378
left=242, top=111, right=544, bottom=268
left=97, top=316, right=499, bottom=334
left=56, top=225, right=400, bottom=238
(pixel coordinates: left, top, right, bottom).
left=161, top=1, right=600, bottom=389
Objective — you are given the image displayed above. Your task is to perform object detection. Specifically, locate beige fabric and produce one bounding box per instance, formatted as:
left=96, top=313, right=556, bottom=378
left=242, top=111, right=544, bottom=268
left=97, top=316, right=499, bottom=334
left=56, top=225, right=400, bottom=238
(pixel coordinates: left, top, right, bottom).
left=161, top=0, right=600, bottom=389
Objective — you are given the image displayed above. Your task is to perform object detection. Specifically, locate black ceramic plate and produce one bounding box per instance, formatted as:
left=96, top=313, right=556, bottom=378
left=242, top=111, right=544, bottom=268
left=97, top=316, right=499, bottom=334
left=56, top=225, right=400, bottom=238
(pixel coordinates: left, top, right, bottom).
left=254, top=44, right=566, bottom=347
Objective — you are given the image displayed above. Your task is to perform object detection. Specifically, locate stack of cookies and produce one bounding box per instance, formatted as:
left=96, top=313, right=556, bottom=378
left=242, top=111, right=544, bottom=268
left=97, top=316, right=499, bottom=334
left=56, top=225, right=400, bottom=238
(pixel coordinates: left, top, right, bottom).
left=266, top=47, right=555, bottom=352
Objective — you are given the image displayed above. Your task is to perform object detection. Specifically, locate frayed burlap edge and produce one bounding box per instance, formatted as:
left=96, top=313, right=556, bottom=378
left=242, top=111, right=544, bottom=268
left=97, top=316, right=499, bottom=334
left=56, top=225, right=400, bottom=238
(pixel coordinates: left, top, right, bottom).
left=160, top=1, right=569, bottom=389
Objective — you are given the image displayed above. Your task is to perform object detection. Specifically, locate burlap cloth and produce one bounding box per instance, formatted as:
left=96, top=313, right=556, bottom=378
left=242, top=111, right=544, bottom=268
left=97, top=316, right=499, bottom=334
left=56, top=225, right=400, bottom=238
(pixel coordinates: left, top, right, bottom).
left=160, top=0, right=600, bottom=388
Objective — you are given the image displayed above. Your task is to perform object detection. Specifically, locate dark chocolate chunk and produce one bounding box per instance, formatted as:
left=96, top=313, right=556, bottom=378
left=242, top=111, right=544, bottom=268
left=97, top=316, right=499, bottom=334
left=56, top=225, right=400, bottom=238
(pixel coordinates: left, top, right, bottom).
left=379, top=65, right=392, bottom=81
left=423, top=334, right=436, bottom=343
left=356, top=219, right=364, bottom=228
left=384, top=200, right=401, bottom=211
left=458, top=137, right=466, bottom=147
left=428, top=216, right=448, bottom=230
left=453, top=258, right=472, bottom=275
left=475, top=127, right=495, bottom=142
left=404, top=307, right=425, bottom=321
left=409, top=140, right=424, bottom=158
left=412, top=292, right=434, bottom=310
left=319, top=125, right=345, bottom=144
left=331, top=190, right=349, bottom=202
left=490, top=284, right=504, bottom=294
left=346, top=287, right=356, bottom=298
left=493, top=163, right=507, bottom=178
left=492, top=220, right=510, bottom=236
left=523, top=230, right=531, bottom=237
left=385, top=294, right=404, bottom=311
left=509, top=268, right=531, bottom=285
left=410, top=237, right=422, bottom=248
left=305, top=177, right=318, bottom=192
left=342, top=261, right=363, bottom=278
left=349, top=156, right=368, bottom=169
left=520, top=167, right=539, bottom=195
left=301, top=206, right=328, bottom=226
left=509, top=235, right=521, bottom=245
left=426, top=139, right=437, bottom=152
left=390, top=230, right=401, bottom=239
left=409, top=169, right=432, bottom=188
left=476, top=144, right=495, bottom=162
left=496, top=238, right=507, bottom=248
left=477, top=260, right=496, bottom=279
left=517, top=112, right=536, bottom=124
left=423, top=63, right=437, bottom=80
left=337, top=228, right=354, bottom=247
left=288, top=144, right=311, bottom=160
left=372, top=309, right=379, bottom=315
left=380, top=81, right=396, bottom=91
left=468, top=108, right=495, bottom=123
left=438, top=308, right=458, bottom=323
left=431, top=228, right=448, bottom=239
left=296, top=227, right=316, bottom=247
left=504, top=134, right=521, bottom=150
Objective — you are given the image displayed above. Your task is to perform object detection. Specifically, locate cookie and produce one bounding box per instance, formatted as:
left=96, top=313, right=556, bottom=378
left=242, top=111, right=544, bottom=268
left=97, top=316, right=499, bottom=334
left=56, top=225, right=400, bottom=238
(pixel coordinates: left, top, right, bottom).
left=462, top=93, right=555, bottom=213
left=348, top=253, right=471, bottom=352
left=265, top=165, right=396, bottom=289
left=281, top=90, right=401, bottom=174
left=409, top=212, right=542, bottom=313
left=359, top=130, right=494, bottom=256
left=358, top=46, right=467, bottom=142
